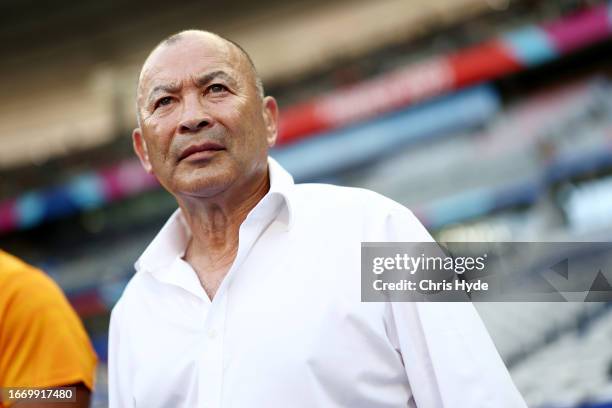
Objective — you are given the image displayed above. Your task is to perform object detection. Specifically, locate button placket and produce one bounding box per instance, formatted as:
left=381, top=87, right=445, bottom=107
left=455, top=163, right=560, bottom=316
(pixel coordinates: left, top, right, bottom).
left=197, top=203, right=276, bottom=408
left=199, top=291, right=227, bottom=408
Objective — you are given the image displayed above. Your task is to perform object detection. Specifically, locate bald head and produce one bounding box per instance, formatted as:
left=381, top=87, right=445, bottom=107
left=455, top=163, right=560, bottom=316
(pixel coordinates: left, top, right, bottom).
left=136, top=30, right=264, bottom=124
left=161, top=30, right=259, bottom=73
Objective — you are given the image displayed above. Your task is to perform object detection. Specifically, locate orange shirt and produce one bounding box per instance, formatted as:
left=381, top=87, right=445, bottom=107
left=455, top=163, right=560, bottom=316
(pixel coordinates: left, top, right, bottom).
left=0, top=250, right=97, bottom=407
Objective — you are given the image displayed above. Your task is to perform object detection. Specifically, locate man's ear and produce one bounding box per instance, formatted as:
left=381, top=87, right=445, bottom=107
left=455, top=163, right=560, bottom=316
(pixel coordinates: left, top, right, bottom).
left=132, top=128, right=153, bottom=173
left=262, top=96, right=279, bottom=147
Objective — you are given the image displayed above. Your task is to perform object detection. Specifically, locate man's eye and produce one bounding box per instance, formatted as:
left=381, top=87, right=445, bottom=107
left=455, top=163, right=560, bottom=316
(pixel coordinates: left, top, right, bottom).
left=155, top=96, right=173, bottom=108
left=208, top=84, right=227, bottom=93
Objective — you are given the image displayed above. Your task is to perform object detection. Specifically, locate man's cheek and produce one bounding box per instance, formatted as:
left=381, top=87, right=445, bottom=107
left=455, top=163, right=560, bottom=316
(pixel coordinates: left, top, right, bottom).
left=145, top=144, right=170, bottom=170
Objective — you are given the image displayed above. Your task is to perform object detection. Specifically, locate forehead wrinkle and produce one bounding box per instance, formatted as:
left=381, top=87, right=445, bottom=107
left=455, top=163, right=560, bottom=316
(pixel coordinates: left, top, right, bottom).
left=195, top=70, right=238, bottom=88
left=139, top=40, right=229, bottom=94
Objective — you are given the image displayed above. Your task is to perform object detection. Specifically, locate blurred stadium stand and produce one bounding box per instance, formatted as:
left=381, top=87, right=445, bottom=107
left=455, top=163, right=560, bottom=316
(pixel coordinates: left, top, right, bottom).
left=2, top=0, right=612, bottom=406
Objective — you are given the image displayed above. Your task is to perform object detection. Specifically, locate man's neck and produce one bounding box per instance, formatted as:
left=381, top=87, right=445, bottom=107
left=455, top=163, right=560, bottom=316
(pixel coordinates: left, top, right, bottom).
left=178, top=166, right=270, bottom=299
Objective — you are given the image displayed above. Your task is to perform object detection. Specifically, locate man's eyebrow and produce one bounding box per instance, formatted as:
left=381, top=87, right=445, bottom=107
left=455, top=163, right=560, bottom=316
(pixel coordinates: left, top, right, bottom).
left=146, top=82, right=182, bottom=106
left=195, top=71, right=238, bottom=88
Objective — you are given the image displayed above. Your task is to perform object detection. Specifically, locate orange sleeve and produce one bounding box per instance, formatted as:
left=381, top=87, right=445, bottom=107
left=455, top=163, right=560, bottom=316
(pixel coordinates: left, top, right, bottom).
left=0, top=252, right=98, bottom=406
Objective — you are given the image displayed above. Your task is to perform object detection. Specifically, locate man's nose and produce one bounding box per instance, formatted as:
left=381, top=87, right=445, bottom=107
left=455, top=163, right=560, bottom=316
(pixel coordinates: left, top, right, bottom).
left=178, top=98, right=213, bottom=133
left=178, top=116, right=212, bottom=133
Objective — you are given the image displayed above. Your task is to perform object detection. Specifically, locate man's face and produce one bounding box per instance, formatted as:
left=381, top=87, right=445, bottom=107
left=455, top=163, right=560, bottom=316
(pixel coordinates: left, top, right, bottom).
left=133, top=34, right=277, bottom=199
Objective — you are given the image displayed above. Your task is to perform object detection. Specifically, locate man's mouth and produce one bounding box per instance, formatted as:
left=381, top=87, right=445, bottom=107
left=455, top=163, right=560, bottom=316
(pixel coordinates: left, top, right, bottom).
left=179, top=142, right=226, bottom=161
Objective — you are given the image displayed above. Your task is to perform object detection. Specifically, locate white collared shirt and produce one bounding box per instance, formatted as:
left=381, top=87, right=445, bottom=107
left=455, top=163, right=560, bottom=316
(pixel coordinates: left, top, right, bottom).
left=108, top=158, right=525, bottom=408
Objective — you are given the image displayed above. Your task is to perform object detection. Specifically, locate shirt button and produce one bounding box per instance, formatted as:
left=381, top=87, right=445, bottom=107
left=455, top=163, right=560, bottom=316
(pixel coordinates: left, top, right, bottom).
left=207, top=329, right=217, bottom=339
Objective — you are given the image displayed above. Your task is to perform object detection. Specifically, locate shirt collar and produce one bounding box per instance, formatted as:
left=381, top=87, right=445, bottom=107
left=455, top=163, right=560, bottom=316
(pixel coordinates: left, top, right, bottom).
left=266, top=156, right=295, bottom=229
left=135, top=156, right=295, bottom=275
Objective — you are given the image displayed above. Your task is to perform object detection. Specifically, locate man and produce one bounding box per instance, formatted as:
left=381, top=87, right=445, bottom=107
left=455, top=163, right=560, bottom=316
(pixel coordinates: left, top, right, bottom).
left=0, top=250, right=97, bottom=408
left=109, top=30, right=525, bottom=407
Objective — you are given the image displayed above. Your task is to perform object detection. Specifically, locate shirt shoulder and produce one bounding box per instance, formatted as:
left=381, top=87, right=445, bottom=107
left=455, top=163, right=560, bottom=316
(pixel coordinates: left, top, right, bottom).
left=111, top=268, right=144, bottom=311
left=110, top=268, right=156, bottom=324
left=292, top=183, right=408, bottom=214
left=290, top=183, right=432, bottom=242
left=0, top=251, right=97, bottom=390
left=0, top=251, right=75, bottom=321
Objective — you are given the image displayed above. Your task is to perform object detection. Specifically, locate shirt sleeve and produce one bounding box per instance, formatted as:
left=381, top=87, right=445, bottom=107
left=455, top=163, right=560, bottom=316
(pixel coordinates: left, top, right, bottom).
left=0, top=267, right=97, bottom=392
left=383, top=208, right=527, bottom=407
left=108, top=301, right=134, bottom=408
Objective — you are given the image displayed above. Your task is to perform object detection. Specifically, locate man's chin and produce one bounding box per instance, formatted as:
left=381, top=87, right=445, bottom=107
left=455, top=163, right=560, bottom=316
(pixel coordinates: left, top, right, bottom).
left=173, top=170, right=235, bottom=199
